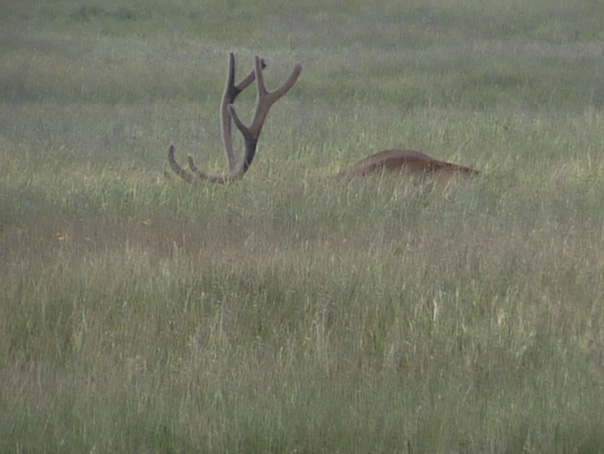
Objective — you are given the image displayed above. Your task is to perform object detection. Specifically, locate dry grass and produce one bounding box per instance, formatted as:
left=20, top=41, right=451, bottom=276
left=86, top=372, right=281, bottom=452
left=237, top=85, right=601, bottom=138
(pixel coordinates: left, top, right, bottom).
left=2, top=0, right=604, bottom=452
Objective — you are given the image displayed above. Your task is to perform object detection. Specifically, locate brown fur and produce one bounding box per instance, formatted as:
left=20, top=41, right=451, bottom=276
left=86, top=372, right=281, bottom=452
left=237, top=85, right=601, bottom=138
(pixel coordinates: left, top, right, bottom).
left=334, top=149, right=478, bottom=184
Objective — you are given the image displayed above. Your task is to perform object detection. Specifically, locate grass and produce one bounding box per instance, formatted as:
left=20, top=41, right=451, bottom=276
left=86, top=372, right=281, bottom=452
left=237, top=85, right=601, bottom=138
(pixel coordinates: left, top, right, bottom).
left=2, top=0, right=604, bottom=452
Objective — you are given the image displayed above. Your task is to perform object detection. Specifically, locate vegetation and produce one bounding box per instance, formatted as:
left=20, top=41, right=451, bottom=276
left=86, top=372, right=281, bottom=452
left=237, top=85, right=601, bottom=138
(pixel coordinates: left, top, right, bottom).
left=2, top=0, right=604, bottom=452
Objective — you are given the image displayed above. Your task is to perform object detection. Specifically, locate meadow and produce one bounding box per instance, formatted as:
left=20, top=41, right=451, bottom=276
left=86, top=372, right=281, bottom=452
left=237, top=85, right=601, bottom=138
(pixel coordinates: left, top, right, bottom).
left=2, top=0, right=604, bottom=452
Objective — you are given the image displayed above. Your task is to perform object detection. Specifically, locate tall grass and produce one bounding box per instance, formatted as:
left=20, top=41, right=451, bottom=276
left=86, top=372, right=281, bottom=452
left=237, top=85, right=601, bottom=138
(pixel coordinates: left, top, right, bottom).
left=2, top=0, right=604, bottom=452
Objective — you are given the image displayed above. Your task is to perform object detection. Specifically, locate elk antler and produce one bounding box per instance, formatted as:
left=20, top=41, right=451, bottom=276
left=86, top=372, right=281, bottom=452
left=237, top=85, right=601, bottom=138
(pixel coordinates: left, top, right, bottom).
left=168, top=53, right=302, bottom=183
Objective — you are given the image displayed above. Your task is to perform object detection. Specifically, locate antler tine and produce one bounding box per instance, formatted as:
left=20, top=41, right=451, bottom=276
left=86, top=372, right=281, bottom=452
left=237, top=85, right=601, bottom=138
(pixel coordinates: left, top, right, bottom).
left=221, top=53, right=266, bottom=170
left=187, top=155, right=230, bottom=183
left=224, top=53, right=237, bottom=101
left=169, top=146, right=225, bottom=183
left=220, top=53, right=239, bottom=170
left=227, top=56, right=302, bottom=177
left=265, top=59, right=303, bottom=101
left=234, top=54, right=267, bottom=95
left=251, top=57, right=302, bottom=137
left=168, top=145, right=196, bottom=183
left=231, top=56, right=302, bottom=139
left=220, top=54, right=267, bottom=170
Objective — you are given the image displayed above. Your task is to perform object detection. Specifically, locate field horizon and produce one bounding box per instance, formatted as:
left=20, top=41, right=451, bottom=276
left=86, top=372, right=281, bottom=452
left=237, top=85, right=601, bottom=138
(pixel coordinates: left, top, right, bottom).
left=2, top=1, right=604, bottom=452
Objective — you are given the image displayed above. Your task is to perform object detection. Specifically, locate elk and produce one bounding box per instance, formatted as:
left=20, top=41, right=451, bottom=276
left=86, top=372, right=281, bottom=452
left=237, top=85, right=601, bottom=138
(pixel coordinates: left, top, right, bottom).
left=167, top=53, right=477, bottom=184
left=334, top=149, right=478, bottom=184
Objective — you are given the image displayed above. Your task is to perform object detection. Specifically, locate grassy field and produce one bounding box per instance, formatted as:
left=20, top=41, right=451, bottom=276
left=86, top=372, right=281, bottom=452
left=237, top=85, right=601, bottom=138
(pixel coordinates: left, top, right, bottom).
left=2, top=0, right=604, bottom=452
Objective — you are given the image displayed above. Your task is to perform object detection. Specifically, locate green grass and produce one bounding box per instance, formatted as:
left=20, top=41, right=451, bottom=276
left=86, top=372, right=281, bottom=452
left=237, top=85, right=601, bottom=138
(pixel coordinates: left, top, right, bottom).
left=2, top=0, right=604, bottom=452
